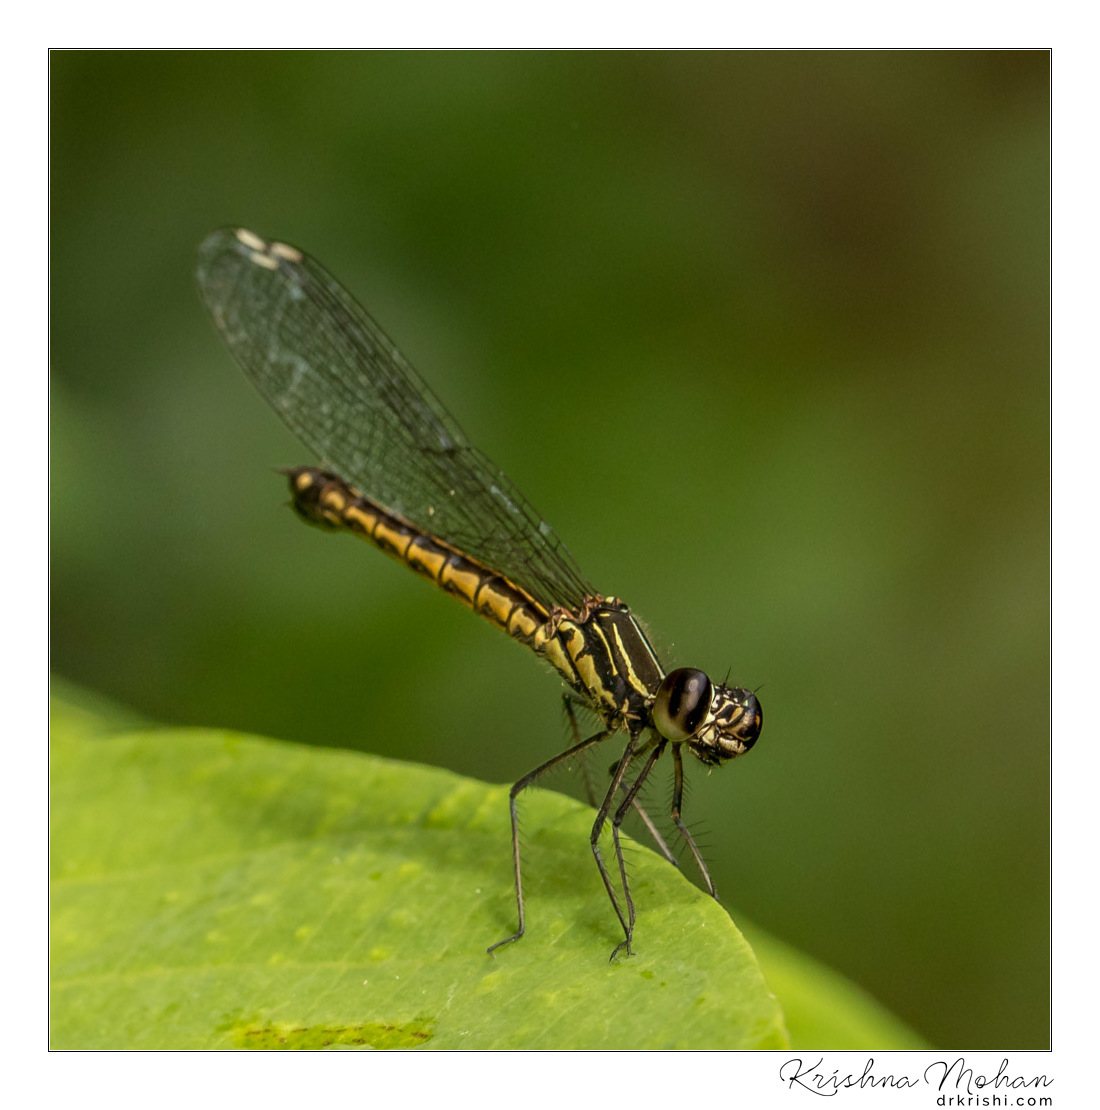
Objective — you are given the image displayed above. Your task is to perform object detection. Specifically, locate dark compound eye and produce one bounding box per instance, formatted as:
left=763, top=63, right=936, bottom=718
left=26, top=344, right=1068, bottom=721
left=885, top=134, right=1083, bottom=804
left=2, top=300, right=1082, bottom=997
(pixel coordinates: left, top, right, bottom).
left=652, top=667, right=713, bottom=741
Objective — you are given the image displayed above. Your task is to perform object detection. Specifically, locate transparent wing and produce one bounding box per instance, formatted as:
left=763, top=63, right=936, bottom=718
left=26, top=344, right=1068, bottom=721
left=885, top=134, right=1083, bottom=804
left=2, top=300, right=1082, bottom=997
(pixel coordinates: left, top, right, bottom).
left=196, top=227, right=595, bottom=613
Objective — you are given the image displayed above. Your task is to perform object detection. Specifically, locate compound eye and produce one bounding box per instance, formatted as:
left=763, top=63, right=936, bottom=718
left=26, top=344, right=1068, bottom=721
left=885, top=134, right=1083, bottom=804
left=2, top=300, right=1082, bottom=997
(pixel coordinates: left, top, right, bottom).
left=652, top=668, right=713, bottom=741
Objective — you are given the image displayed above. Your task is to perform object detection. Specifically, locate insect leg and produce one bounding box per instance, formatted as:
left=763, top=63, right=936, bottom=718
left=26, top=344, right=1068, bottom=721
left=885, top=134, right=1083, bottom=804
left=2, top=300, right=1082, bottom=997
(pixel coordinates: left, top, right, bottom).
left=589, top=732, right=642, bottom=950
left=487, top=727, right=610, bottom=956
left=601, top=739, right=677, bottom=866
left=627, top=796, right=678, bottom=867
left=562, top=693, right=599, bottom=807
left=569, top=701, right=675, bottom=864
left=671, top=742, right=717, bottom=899
left=608, top=739, right=667, bottom=960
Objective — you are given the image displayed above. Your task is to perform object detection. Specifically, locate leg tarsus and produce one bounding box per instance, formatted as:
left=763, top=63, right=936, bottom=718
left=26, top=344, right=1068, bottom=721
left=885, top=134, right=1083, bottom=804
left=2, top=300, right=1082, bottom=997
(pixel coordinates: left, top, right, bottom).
left=487, top=930, right=522, bottom=957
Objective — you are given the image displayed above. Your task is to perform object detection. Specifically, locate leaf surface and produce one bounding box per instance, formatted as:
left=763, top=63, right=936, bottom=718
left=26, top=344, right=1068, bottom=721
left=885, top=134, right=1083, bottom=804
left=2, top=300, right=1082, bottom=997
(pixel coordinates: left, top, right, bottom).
left=50, top=690, right=788, bottom=1049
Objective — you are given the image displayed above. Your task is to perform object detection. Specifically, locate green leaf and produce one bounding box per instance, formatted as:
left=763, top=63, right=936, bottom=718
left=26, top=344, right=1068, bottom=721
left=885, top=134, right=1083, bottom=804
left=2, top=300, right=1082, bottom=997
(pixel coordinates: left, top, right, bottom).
left=742, top=926, right=931, bottom=1050
left=50, top=687, right=789, bottom=1050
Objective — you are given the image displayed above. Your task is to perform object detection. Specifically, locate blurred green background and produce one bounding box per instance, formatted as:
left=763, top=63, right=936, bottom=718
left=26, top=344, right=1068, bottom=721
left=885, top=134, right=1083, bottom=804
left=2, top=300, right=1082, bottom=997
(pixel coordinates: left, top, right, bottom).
left=50, top=51, right=1049, bottom=1049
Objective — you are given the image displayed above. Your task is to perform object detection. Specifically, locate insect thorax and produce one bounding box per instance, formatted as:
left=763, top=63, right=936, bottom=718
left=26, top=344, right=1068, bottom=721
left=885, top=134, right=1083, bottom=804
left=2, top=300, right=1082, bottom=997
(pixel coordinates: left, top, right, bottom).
left=534, top=599, right=665, bottom=731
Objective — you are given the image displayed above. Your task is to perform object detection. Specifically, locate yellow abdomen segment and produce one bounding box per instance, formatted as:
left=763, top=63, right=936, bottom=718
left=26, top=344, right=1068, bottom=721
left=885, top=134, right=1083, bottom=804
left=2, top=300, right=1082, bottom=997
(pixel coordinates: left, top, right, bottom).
left=287, top=467, right=563, bottom=655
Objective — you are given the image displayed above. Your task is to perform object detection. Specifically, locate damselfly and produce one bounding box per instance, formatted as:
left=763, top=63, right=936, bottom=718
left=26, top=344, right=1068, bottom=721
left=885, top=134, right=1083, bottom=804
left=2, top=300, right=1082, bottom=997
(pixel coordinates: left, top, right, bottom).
left=196, top=228, right=763, bottom=959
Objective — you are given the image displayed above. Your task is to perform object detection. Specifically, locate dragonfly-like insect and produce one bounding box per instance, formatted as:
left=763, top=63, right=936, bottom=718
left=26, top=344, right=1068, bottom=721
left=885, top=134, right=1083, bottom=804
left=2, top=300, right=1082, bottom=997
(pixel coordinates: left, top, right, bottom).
left=196, top=228, right=763, bottom=959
